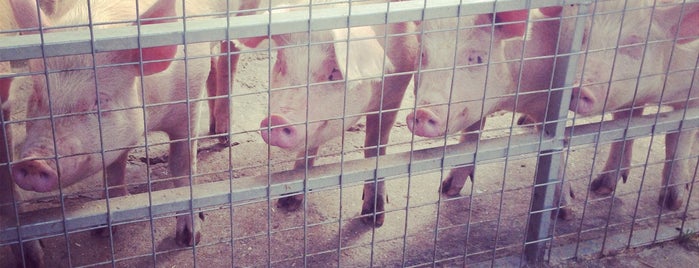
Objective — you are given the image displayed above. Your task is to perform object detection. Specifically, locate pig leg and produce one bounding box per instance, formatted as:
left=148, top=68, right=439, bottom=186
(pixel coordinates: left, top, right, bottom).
left=553, top=155, right=575, bottom=221
left=659, top=129, right=695, bottom=210
left=206, top=41, right=240, bottom=145
left=168, top=136, right=204, bottom=246
left=1, top=174, right=45, bottom=268
left=440, top=119, right=484, bottom=197
left=1, top=178, right=45, bottom=268
left=165, top=99, right=204, bottom=246
left=1, top=78, right=45, bottom=268
left=92, top=153, right=130, bottom=238
left=359, top=113, right=391, bottom=227
left=277, top=147, right=319, bottom=212
left=359, top=71, right=412, bottom=227
left=590, top=108, right=642, bottom=195
left=206, top=58, right=217, bottom=133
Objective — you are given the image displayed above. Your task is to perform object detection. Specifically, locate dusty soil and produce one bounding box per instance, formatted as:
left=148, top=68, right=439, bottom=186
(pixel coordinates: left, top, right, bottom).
left=2, top=46, right=699, bottom=267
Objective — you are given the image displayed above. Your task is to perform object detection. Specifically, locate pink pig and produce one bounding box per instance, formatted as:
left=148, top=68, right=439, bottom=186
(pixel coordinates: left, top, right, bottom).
left=405, top=7, right=579, bottom=219
left=571, top=1, right=699, bottom=210
left=8, top=0, right=215, bottom=247
left=240, top=6, right=418, bottom=227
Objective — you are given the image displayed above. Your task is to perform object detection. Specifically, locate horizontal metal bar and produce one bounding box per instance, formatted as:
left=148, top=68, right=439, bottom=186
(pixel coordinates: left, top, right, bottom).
left=0, top=0, right=592, bottom=62
left=3, top=107, right=699, bottom=244
left=566, top=107, right=699, bottom=147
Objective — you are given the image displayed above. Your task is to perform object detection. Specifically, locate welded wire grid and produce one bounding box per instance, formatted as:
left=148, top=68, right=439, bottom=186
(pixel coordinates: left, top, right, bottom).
left=1, top=0, right=698, bottom=267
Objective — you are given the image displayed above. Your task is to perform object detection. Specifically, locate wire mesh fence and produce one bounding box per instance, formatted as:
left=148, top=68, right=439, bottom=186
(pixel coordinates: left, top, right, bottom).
left=1, top=0, right=698, bottom=267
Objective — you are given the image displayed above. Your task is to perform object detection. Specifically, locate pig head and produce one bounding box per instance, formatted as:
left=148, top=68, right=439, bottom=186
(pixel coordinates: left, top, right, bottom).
left=9, top=0, right=179, bottom=193
left=242, top=27, right=398, bottom=152
left=570, top=0, right=699, bottom=115
left=407, top=11, right=528, bottom=138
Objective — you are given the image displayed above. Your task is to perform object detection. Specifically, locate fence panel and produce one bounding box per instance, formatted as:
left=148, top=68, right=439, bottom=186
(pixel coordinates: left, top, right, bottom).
left=1, top=0, right=698, bottom=267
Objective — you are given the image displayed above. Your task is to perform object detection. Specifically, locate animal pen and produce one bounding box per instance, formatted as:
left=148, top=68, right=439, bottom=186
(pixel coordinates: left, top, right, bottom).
left=1, top=0, right=699, bottom=267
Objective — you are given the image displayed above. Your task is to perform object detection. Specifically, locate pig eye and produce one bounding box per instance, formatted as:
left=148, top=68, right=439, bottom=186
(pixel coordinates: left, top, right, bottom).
left=420, top=51, right=428, bottom=66
left=468, top=55, right=484, bottom=65
left=328, top=67, right=342, bottom=81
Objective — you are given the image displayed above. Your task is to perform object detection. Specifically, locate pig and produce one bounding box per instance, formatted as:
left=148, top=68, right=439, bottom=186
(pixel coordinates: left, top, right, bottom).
left=571, top=1, right=699, bottom=210
left=406, top=6, right=579, bottom=219
left=2, top=1, right=46, bottom=266
left=240, top=3, right=418, bottom=227
left=7, top=0, right=216, bottom=247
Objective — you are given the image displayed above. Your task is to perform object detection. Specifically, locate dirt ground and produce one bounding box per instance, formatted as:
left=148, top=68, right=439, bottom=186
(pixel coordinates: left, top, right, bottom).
left=2, top=45, right=699, bottom=267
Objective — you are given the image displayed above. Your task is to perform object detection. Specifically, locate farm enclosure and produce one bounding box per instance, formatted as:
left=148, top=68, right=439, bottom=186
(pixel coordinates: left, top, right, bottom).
left=1, top=0, right=699, bottom=267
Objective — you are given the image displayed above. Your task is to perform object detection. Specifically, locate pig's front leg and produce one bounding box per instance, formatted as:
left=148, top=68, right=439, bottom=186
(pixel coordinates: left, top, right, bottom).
left=359, top=112, right=393, bottom=227
left=441, top=119, right=484, bottom=197
left=1, top=175, right=46, bottom=268
left=168, top=136, right=204, bottom=247
left=206, top=41, right=240, bottom=145
left=277, top=147, right=320, bottom=211
left=554, top=154, right=575, bottom=221
left=93, top=153, right=130, bottom=238
left=659, top=129, right=695, bottom=210
left=590, top=109, right=642, bottom=195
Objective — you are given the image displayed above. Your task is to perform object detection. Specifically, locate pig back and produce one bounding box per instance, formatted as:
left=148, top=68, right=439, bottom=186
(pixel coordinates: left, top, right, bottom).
left=139, top=42, right=210, bottom=132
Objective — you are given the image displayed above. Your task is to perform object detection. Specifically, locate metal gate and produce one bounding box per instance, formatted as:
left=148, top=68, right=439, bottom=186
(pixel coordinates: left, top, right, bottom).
left=1, top=0, right=698, bottom=267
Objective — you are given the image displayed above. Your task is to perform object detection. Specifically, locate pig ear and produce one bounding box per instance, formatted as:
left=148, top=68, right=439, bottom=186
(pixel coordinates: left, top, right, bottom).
left=121, top=0, right=179, bottom=76
left=492, top=10, right=529, bottom=38
left=331, top=28, right=387, bottom=81
left=10, top=0, right=53, bottom=33
left=654, top=3, right=699, bottom=44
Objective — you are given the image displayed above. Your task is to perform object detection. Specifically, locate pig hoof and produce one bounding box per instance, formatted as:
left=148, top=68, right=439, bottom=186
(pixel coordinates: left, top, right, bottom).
left=277, top=195, right=303, bottom=211
left=175, top=213, right=204, bottom=247
left=208, top=123, right=216, bottom=137
left=517, top=115, right=535, bottom=126
left=440, top=178, right=462, bottom=197
left=658, top=189, right=683, bottom=211
left=360, top=196, right=385, bottom=227
left=590, top=175, right=616, bottom=195
left=175, top=227, right=201, bottom=247
left=553, top=207, right=575, bottom=221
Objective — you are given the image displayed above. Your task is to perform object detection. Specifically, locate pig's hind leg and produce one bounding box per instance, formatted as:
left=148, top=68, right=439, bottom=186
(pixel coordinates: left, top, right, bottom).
left=659, top=128, right=695, bottom=211
left=206, top=41, right=240, bottom=145
left=590, top=109, right=642, bottom=195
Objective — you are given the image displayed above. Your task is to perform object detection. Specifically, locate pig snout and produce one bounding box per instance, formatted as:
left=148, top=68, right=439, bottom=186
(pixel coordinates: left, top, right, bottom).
left=570, top=86, right=596, bottom=115
left=11, top=158, right=59, bottom=193
left=260, top=114, right=302, bottom=149
left=406, top=108, right=446, bottom=138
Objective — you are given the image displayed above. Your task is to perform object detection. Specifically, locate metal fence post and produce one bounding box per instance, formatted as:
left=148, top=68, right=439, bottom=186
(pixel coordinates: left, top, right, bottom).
left=524, top=1, right=590, bottom=265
